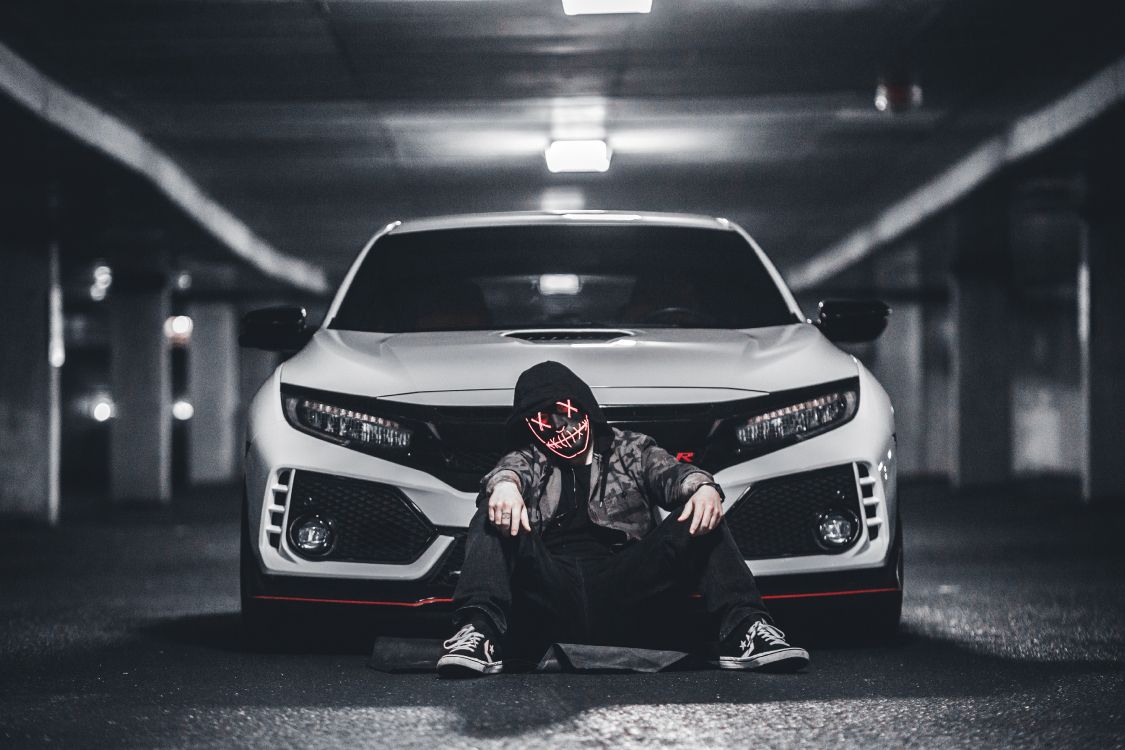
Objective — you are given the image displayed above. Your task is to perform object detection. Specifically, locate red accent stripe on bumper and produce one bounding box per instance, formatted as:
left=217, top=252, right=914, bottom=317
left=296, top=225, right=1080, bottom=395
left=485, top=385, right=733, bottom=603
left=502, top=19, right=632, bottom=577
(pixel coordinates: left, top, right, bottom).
left=255, top=586, right=900, bottom=609
left=254, top=595, right=453, bottom=607
left=763, top=587, right=900, bottom=600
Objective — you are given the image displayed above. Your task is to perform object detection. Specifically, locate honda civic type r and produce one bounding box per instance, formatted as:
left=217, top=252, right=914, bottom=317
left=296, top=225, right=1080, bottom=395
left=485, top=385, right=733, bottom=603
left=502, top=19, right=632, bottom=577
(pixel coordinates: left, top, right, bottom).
left=241, top=211, right=901, bottom=635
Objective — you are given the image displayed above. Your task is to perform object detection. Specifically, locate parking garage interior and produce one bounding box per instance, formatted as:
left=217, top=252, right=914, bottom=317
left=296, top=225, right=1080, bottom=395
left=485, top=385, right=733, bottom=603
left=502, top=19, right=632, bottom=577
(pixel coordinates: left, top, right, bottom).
left=1, top=1, right=1124, bottom=746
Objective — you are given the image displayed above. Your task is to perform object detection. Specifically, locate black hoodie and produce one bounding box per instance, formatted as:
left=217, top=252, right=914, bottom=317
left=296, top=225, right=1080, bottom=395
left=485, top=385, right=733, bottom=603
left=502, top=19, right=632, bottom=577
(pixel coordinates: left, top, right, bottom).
left=504, top=360, right=613, bottom=455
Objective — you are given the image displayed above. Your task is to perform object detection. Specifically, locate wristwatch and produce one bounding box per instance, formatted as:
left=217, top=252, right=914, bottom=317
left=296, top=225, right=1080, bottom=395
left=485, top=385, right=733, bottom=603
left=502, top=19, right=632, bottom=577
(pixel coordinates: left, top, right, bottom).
left=696, top=480, right=726, bottom=501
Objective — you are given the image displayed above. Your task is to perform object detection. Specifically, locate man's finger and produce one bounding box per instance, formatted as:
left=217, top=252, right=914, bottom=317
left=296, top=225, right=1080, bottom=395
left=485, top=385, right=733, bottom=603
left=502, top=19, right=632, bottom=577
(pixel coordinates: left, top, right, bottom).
left=488, top=502, right=497, bottom=526
left=678, top=498, right=694, bottom=522
left=520, top=507, right=531, bottom=533
left=689, top=505, right=702, bottom=534
left=508, top=505, right=520, bottom=536
left=698, top=506, right=712, bottom=533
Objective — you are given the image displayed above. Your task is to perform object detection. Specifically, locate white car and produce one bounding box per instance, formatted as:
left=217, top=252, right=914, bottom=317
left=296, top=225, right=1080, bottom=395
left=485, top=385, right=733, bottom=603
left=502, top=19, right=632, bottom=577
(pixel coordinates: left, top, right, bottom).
left=240, top=211, right=901, bottom=640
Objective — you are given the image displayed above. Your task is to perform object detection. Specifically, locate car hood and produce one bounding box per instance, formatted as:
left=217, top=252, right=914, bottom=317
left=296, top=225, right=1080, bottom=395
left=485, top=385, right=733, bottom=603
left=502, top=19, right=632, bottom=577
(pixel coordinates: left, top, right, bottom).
left=280, top=325, right=856, bottom=406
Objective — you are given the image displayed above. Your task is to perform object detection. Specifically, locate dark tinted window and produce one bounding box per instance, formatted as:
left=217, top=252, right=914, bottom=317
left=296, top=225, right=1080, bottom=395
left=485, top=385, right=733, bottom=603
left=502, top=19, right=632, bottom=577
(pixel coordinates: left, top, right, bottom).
left=331, top=224, right=796, bottom=332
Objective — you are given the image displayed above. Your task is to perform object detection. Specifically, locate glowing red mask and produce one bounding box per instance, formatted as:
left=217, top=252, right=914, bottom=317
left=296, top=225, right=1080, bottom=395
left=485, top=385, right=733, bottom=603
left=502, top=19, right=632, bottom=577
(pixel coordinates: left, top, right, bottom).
left=525, top=398, right=591, bottom=459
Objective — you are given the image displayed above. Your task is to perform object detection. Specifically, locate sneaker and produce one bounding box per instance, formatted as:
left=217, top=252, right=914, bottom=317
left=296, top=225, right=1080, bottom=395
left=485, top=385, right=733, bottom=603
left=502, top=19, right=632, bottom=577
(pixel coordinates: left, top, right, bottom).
left=437, top=622, right=503, bottom=677
left=717, top=620, right=810, bottom=672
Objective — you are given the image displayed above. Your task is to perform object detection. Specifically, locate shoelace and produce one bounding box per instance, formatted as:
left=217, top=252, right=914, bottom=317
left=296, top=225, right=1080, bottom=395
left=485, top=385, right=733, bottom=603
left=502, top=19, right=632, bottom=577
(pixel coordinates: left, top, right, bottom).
left=740, top=621, right=788, bottom=651
left=443, top=624, right=486, bottom=654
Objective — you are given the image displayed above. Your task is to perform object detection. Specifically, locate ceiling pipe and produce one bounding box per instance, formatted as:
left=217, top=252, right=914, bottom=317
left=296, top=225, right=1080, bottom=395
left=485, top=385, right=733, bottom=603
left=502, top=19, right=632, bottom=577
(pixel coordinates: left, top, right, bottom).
left=0, top=42, right=330, bottom=294
left=789, top=55, right=1125, bottom=291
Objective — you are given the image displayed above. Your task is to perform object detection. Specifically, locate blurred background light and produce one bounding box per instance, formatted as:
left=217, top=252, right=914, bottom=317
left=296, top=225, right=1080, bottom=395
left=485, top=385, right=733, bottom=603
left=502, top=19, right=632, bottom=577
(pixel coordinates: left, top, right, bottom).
left=91, top=397, right=114, bottom=423
left=562, top=0, right=651, bottom=15
left=539, top=187, right=586, bottom=211
left=875, top=76, right=923, bottom=113
left=163, top=315, right=193, bottom=345
left=545, top=139, right=611, bottom=173
left=172, top=400, right=194, bottom=421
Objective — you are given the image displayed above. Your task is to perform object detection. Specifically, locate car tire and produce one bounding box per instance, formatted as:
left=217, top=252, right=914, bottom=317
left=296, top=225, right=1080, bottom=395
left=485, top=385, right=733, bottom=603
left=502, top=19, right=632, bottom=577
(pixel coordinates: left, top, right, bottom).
left=859, top=517, right=904, bottom=641
left=240, top=499, right=300, bottom=651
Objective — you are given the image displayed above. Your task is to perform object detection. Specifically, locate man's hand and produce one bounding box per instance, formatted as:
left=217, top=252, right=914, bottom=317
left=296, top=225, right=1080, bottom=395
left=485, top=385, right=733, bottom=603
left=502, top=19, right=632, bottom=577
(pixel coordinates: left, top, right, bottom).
left=677, top=484, right=723, bottom=536
left=488, top=480, right=532, bottom=536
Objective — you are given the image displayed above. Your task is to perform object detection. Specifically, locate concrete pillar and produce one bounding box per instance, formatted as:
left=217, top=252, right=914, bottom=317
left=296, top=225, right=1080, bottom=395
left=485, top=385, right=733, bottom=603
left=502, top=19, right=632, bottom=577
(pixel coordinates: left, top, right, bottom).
left=949, top=195, right=1013, bottom=490
left=1082, top=176, right=1125, bottom=502
left=186, top=302, right=239, bottom=484
left=869, top=243, right=925, bottom=475
left=109, top=277, right=172, bottom=503
left=918, top=218, right=955, bottom=479
left=1006, top=189, right=1085, bottom=483
left=0, top=243, right=61, bottom=523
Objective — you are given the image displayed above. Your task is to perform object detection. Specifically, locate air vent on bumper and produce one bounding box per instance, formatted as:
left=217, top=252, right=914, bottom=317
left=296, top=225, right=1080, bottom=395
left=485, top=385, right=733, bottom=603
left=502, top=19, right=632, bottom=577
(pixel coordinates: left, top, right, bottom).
left=503, top=329, right=633, bottom=342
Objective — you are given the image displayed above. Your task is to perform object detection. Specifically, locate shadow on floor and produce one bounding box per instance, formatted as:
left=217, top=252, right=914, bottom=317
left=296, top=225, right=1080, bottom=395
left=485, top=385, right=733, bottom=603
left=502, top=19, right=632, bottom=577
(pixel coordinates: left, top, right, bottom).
left=128, top=608, right=1125, bottom=741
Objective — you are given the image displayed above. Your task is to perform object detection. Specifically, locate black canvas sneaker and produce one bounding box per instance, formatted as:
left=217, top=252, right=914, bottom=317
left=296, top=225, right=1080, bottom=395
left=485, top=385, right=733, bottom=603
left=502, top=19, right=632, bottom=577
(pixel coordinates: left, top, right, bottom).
left=717, top=620, right=810, bottom=672
left=437, top=622, right=504, bottom=677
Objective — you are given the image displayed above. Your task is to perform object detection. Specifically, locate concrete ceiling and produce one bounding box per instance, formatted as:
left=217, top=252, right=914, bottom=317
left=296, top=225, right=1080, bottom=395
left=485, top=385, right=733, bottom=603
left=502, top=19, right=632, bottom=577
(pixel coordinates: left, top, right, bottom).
left=1, top=0, right=1123, bottom=289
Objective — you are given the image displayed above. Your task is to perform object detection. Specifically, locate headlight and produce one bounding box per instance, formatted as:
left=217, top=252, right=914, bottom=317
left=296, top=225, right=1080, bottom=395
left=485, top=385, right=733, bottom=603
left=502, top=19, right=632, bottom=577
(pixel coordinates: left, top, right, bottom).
left=736, top=388, right=857, bottom=448
left=284, top=395, right=413, bottom=450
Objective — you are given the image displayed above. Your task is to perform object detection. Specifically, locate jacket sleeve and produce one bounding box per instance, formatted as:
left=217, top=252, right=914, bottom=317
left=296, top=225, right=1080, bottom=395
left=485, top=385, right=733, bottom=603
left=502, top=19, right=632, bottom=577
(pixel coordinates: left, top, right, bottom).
left=636, top=433, right=718, bottom=511
left=476, top=448, right=537, bottom=507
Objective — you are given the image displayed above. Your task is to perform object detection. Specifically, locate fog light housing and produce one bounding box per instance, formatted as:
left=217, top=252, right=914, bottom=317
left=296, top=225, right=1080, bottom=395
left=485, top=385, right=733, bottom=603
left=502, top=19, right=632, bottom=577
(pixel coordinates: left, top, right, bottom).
left=289, top=514, right=335, bottom=556
left=816, top=509, right=860, bottom=550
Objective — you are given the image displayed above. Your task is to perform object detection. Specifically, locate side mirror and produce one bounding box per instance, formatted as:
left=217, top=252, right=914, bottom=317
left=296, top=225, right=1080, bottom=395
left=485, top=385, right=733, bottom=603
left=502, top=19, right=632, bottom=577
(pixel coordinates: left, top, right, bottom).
left=239, top=306, right=310, bottom=352
left=815, top=299, right=890, bottom=343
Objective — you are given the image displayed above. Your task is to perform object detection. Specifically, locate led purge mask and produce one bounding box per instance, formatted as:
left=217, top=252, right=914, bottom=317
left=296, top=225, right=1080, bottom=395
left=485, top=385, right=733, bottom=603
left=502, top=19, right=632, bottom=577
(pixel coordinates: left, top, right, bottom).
left=525, top=398, right=591, bottom=459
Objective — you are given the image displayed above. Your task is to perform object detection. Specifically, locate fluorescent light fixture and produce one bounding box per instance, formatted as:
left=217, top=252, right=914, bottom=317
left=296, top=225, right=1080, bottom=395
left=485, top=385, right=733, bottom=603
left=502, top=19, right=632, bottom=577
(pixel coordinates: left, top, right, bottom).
left=545, top=140, right=611, bottom=173
left=538, top=274, right=582, bottom=295
left=562, top=0, right=651, bottom=15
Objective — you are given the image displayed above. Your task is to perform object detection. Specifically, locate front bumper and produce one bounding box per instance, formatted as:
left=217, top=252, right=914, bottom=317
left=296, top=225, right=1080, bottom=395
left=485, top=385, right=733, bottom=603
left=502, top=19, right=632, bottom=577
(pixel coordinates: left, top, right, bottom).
left=244, top=531, right=902, bottom=611
left=244, top=363, right=898, bottom=595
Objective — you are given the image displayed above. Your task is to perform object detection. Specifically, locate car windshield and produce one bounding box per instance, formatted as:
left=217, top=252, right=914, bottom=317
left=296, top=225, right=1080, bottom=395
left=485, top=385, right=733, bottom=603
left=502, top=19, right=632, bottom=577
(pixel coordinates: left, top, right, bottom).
left=330, top=224, right=797, bottom=332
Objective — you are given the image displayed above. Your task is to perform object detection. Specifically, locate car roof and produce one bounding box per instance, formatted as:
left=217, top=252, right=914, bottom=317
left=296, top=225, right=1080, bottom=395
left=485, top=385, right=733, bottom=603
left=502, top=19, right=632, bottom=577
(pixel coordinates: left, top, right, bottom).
left=390, top=210, right=736, bottom=235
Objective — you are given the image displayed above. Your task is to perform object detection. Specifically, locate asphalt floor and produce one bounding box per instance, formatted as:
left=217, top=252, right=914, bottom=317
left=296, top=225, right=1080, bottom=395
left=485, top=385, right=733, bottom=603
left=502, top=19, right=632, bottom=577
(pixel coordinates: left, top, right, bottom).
left=1, top=480, right=1123, bottom=748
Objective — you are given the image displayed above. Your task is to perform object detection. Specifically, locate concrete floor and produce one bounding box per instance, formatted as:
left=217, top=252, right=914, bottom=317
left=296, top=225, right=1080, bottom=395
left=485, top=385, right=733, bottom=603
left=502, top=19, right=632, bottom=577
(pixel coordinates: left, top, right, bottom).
left=2, top=482, right=1123, bottom=748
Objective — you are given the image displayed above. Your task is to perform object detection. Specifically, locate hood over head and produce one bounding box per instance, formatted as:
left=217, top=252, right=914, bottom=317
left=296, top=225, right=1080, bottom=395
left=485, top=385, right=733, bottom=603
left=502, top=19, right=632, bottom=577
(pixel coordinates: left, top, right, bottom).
left=505, top=360, right=612, bottom=454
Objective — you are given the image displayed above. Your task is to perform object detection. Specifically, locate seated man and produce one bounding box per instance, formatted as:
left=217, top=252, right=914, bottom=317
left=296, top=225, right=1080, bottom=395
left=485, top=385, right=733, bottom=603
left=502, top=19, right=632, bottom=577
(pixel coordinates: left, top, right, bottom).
left=437, top=360, right=809, bottom=676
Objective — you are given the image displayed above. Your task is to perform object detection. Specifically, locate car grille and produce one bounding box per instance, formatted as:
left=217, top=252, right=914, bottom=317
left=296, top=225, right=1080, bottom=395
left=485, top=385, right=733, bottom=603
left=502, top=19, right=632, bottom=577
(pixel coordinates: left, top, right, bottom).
left=725, top=464, right=864, bottom=559
left=287, top=471, right=436, bottom=563
left=444, top=449, right=507, bottom=476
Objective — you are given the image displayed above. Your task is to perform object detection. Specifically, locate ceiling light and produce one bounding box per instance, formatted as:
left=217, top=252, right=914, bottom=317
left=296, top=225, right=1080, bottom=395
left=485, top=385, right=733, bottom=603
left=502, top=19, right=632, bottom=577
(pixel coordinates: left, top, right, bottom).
left=562, top=0, right=651, bottom=15
left=545, top=140, right=611, bottom=173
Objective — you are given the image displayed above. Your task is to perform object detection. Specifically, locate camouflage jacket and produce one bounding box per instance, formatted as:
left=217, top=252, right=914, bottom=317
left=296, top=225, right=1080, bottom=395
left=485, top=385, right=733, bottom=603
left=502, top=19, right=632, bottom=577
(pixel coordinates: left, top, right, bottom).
left=478, top=427, right=718, bottom=542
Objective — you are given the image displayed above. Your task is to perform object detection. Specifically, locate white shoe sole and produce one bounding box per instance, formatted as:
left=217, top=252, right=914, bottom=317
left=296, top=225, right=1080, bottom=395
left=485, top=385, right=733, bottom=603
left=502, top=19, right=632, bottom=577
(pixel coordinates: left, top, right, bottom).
left=717, top=647, right=810, bottom=672
left=437, top=654, right=504, bottom=676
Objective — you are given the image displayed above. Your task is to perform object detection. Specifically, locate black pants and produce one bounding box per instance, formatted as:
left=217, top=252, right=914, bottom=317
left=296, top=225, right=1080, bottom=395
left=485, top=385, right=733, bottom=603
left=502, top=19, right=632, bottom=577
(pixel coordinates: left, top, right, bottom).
left=452, top=507, right=772, bottom=649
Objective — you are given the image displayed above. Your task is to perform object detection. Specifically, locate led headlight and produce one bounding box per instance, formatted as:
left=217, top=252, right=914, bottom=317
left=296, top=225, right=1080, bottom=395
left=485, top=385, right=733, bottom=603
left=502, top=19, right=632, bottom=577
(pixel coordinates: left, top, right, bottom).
left=284, top=396, right=412, bottom=450
left=736, top=388, right=857, bottom=448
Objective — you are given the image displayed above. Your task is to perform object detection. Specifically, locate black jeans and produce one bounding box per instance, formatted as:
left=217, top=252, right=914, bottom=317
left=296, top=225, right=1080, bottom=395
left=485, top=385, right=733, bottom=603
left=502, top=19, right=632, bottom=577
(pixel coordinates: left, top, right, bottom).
left=452, top=506, right=772, bottom=649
